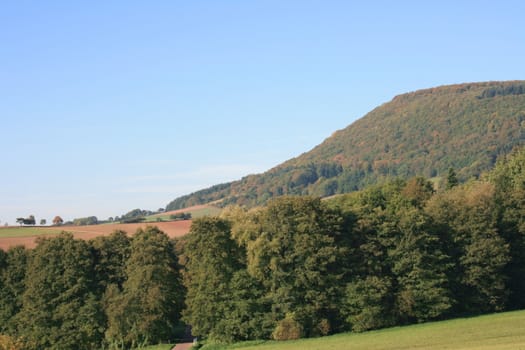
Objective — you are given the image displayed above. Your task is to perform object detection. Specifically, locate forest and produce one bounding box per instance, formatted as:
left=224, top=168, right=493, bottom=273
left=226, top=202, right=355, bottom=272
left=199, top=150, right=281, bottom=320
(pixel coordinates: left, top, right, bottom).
left=1, top=147, right=524, bottom=349
left=166, top=81, right=525, bottom=210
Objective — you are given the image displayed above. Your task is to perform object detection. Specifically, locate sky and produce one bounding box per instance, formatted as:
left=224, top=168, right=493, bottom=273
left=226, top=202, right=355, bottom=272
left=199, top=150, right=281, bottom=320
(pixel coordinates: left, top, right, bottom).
left=1, top=1, right=524, bottom=224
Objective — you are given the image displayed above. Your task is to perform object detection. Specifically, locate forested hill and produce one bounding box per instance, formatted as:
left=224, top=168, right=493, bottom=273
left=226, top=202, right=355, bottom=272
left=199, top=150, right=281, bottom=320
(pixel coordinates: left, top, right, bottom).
left=166, top=81, right=525, bottom=210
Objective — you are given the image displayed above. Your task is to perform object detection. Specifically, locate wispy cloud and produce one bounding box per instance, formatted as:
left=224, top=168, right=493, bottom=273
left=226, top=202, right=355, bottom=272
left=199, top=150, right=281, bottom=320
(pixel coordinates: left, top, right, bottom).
left=115, top=163, right=268, bottom=196
left=116, top=184, right=200, bottom=194
left=122, top=163, right=267, bottom=184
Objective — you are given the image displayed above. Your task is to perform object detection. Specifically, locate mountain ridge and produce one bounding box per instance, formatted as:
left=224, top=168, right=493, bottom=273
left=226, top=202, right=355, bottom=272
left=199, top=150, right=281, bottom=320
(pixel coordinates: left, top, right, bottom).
left=166, top=80, right=525, bottom=210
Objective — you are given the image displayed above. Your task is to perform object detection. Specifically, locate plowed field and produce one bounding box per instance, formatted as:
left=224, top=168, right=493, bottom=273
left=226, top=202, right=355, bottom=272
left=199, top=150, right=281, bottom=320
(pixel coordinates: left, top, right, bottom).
left=0, top=220, right=191, bottom=250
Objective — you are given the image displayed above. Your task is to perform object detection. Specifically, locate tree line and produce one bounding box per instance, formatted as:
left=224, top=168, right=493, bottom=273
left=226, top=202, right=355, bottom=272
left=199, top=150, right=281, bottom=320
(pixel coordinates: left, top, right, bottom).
left=181, top=147, right=525, bottom=341
left=1, top=147, right=524, bottom=348
left=0, top=227, right=184, bottom=349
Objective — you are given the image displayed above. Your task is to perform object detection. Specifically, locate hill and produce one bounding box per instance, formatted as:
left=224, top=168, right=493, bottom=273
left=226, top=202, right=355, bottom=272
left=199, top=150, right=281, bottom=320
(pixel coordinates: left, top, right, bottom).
left=167, top=81, right=525, bottom=210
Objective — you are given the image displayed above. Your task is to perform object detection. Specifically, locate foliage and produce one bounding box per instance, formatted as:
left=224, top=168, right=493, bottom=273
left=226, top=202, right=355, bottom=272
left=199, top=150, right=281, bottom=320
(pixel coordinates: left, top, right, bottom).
left=182, top=217, right=249, bottom=341
left=343, top=276, right=394, bottom=332
left=105, top=227, right=184, bottom=348
left=426, top=182, right=510, bottom=313
left=488, top=147, right=525, bottom=308
left=1, top=146, right=525, bottom=347
left=16, top=233, right=104, bottom=350
left=118, top=208, right=157, bottom=223
left=52, top=216, right=63, bottom=225
left=446, top=168, right=459, bottom=189
left=477, top=82, right=525, bottom=99
left=170, top=212, right=192, bottom=220
left=15, top=215, right=35, bottom=226
left=0, top=227, right=187, bottom=349
left=0, top=246, right=28, bottom=334
left=90, top=230, right=131, bottom=292
left=243, top=197, right=346, bottom=337
left=165, top=81, right=525, bottom=209
left=73, top=216, right=98, bottom=226
left=0, top=334, right=24, bottom=350
left=180, top=147, right=525, bottom=341
left=272, top=314, right=303, bottom=341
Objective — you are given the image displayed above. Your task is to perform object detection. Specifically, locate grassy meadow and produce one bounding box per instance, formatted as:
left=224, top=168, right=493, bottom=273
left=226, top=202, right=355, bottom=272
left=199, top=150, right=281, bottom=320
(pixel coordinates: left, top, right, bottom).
left=200, top=310, right=525, bottom=350
left=146, top=205, right=222, bottom=222
left=0, top=226, right=62, bottom=238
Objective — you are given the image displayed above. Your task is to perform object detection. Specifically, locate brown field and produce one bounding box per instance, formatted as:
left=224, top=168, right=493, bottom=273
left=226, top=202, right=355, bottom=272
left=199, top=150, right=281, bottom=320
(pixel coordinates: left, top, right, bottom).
left=0, top=220, right=192, bottom=250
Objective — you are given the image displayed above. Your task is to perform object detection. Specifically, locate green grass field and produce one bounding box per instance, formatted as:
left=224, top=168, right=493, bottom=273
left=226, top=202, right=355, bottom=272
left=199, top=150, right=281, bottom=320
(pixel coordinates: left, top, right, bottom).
left=0, top=226, right=63, bottom=238
left=145, top=206, right=222, bottom=222
left=200, top=310, right=525, bottom=350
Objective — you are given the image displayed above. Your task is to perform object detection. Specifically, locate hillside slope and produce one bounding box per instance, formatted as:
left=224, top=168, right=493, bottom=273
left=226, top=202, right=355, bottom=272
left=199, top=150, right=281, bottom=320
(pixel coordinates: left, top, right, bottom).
left=167, top=81, right=525, bottom=210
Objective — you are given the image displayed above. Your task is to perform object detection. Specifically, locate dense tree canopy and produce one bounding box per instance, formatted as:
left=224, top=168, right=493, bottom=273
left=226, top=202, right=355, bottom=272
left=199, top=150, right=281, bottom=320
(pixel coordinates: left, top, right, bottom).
left=1, top=146, right=525, bottom=347
left=182, top=217, right=248, bottom=341
left=16, top=233, right=104, bottom=350
left=105, top=226, right=184, bottom=348
left=181, top=147, right=525, bottom=341
left=166, top=81, right=525, bottom=210
left=0, top=246, right=28, bottom=335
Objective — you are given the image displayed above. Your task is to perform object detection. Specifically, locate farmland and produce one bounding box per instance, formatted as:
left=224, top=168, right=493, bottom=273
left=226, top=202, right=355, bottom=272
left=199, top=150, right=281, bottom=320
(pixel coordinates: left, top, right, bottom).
left=0, top=204, right=221, bottom=250
left=145, top=204, right=222, bottom=222
left=0, top=220, right=191, bottom=250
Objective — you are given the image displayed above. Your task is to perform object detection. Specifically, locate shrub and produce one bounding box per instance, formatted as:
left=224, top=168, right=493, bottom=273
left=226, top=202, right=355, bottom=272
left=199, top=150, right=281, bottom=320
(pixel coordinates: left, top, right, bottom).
left=0, top=334, right=24, bottom=350
left=272, top=314, right=303, bottom=341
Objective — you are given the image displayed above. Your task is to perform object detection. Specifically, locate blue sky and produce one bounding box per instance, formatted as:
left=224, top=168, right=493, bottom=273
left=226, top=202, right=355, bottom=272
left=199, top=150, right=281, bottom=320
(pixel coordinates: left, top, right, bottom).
left=1, top=1, right=524, bottom=224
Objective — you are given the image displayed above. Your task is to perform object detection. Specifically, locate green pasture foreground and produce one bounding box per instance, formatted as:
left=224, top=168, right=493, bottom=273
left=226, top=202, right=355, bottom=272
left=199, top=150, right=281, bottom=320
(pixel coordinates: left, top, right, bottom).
left=201, top=310, right=525, bottom=350
left=0, top=226, right=62, bottom=238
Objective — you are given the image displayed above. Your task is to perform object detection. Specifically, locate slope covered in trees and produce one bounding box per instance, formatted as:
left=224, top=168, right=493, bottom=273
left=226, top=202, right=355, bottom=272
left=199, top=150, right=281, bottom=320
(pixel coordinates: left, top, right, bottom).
left=1, top=147, right=525, bottom=348
left=180, top=146, right=525, bottom=342
left=167, top=81, right=525, bottom=210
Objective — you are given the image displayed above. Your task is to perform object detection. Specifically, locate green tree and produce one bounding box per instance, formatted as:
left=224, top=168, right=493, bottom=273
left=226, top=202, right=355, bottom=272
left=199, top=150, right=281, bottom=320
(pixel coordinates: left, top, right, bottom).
left=340, top=181, right=452, bottom=328
left=390, top=207, right=453, bottom=322
left=489, top=146, right=525, bottom=308
left=343, top=276, right=394, bottom=332
left=244, top=197, right=346, bottom=337
left=426, top=181, right=510, bottom=313
left=105, top=226, right=183, bottom=348
left=15, top=216, right=35, bottom=226
left=0, top=246, right=28, bottom=334
left=90, top=230, right=131, bottom=292
left=401, top=176, right=434, bottom=207
left=446, top=168, right=459, bottom=189
left=211, top=270, right=271, bottom=341
left=16, top=233, right=104, bottom=350
left=73, top=216, right=98, bottom=226
left=182, top=217, right=247, bottom=340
